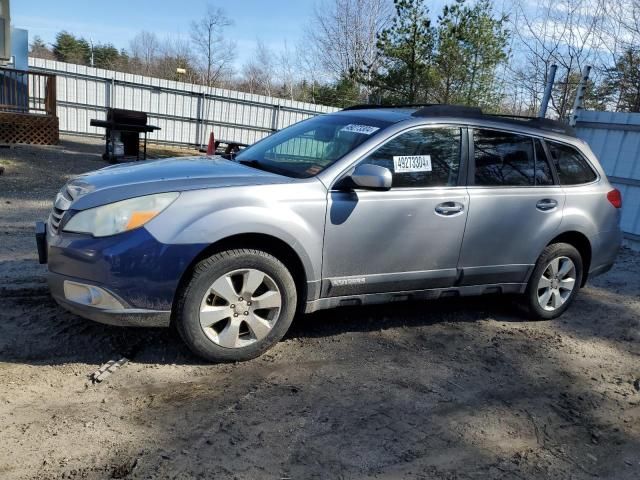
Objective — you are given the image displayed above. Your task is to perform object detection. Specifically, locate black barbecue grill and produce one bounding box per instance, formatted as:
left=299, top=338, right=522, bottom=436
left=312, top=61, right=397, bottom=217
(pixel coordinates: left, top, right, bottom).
left=90, top=108, right=160, bottom=162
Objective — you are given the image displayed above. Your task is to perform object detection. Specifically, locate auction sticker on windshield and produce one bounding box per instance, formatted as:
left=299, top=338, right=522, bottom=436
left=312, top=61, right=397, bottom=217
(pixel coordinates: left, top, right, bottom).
left=340, top=124, right=380, bottom=135
left=393, top=155, right=432, bottom=173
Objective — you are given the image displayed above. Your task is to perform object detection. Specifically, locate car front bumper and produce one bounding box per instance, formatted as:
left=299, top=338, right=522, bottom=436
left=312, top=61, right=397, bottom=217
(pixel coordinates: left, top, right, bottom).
left=47, top=271, right=172, bottom=327
left=36, top=221, right=48, bottom=264
left=36, top=221, right=207, bottom=328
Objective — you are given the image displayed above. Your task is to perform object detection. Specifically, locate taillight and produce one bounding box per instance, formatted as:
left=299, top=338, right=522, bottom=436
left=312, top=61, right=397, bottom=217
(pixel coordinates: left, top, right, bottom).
left=607, top=189, right=622, bottom=208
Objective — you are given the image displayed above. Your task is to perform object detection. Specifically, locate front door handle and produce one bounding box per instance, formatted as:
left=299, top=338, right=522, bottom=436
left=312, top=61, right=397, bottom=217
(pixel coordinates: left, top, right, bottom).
left=536, top=199, right=558, bottom=211
left=435, top=202, right=464, bottom=216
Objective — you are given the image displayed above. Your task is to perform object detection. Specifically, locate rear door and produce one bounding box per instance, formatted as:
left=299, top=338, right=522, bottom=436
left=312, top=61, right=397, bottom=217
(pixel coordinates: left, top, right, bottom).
left=322, top=125, right=469, bottom=297
left=458, top=128, right=565, bottom=285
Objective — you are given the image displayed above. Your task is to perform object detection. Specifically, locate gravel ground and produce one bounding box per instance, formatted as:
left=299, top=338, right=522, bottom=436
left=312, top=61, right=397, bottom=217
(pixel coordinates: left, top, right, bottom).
left=0, top=136, right=639, bottom=480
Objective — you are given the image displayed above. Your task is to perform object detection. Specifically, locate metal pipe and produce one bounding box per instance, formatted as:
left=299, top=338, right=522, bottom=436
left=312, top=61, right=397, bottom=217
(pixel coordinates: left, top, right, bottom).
left=570, top=65, right=592, bottom=127
left=539, top=64, right=557, bottom=118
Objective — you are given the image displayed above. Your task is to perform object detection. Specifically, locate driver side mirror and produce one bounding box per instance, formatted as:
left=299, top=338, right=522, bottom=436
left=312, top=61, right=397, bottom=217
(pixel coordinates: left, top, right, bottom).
left=348, top=164, right=392, bottom=191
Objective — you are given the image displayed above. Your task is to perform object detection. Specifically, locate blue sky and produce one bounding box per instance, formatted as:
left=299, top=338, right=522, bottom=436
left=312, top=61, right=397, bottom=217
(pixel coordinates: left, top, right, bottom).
left=12, top=0, right=318, bottom=67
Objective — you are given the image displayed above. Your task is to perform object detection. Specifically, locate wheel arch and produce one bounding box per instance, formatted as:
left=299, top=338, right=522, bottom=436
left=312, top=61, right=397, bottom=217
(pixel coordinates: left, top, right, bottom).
left=172, top=233, right=310, bottom=317
left=547, top=231, right=592, bottom=286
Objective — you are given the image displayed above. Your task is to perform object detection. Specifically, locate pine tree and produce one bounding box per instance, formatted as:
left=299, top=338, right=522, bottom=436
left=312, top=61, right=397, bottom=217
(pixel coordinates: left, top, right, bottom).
left=92, top=44, right=120, bottom=69
left=603, top=49, right=640, bottom=113
left=52, top=32, right=91, bottom=65
left=369, top=0, right=435, bottom=103
left=433, top=0, right=508, bottom=108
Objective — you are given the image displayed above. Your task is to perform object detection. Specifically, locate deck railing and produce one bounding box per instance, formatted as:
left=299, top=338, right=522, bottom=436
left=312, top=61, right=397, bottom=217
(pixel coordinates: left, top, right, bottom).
left=0, top=68, right=57, bottom=115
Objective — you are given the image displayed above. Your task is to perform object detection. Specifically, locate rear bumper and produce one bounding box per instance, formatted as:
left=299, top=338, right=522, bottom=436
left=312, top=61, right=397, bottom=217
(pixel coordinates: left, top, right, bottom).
left=588, top=262, right=614, bottom=279
left=589, top=228, right=622, bottom=281
left=48, top=271, right=171, bottom=327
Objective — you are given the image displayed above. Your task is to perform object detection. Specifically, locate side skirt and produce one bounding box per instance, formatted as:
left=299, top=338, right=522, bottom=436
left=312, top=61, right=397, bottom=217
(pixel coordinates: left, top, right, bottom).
left=304, top=282, right=527, bottom=314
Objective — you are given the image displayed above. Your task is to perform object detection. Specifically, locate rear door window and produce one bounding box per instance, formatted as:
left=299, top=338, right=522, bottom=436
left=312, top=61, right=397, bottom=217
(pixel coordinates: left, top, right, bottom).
left=473, top=129, right=555, bottom=186
left=545, top=140, right=597, bottom=185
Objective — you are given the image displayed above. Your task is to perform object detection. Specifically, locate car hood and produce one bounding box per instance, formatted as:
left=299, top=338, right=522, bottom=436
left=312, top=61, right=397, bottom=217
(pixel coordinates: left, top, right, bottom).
left=65, top=156, right=292, bottom=210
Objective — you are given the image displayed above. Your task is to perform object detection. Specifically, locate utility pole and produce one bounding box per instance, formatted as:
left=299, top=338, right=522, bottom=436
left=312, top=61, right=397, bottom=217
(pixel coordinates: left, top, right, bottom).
left=538, top=64, right=557, bottom=118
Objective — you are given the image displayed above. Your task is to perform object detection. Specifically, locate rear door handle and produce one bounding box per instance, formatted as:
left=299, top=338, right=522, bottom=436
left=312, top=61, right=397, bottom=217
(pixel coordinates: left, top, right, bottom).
left=435, top=202, right=464, bottom=216
left=536, top=199, right=558, bottom=211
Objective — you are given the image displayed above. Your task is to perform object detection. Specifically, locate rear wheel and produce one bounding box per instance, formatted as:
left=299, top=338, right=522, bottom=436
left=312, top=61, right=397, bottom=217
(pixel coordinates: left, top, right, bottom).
left=522, top=243, right=583, bottom=320
left=176, top=249, right=297, bottom=362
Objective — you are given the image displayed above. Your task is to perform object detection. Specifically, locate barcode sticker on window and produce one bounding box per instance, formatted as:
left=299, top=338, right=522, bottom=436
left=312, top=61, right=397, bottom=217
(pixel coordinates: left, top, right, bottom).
left=393, top=155, right=432, bottom=173
left=340, top=124, right=380, bottom=135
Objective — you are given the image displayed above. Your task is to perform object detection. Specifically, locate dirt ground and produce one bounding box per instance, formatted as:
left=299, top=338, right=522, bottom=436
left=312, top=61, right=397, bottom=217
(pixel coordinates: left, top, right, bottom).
left=0, top=136, right=638, bottom=480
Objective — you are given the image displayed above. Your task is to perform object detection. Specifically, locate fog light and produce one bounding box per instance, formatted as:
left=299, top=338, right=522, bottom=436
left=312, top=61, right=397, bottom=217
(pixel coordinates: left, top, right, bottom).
left=63, top=281, right=124, bottom=310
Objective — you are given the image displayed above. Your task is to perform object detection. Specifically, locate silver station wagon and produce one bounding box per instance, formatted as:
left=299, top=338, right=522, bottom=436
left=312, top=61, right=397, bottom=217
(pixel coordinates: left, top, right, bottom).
left=37, top=104, right=623, bottom=362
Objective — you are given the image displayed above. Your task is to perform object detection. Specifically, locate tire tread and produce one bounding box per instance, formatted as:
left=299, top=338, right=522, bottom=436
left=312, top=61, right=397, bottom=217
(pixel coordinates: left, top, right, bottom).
left=175, top=249, right=297, bottom=362
left=521, top=242, right=583, bottom=320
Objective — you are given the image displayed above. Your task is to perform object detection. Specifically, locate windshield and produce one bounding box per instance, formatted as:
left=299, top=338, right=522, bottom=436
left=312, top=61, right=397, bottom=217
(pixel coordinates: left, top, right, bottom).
left=235, top=114, right=392, bottom=178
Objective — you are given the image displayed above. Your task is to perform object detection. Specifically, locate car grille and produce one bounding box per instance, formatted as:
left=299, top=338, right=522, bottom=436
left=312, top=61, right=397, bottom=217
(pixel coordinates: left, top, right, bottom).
left=48, top=185, right=78, bottom=234
left=49, top=206, right=65, bottom=232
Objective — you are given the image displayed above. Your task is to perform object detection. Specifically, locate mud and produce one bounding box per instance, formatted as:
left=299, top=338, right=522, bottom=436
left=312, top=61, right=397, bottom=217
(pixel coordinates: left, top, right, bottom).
left=1, top=137, right=638, bottom=479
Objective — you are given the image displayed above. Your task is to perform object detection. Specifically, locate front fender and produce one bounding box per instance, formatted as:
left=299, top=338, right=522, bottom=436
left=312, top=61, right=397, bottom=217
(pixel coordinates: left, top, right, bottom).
left=144, top=182, right=327, bottom=282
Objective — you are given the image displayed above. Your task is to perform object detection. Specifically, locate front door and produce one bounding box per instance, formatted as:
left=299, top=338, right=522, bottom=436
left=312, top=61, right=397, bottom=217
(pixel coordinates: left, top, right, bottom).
left=458, top=128, right=565, bottom=285
left=322, top=126, right=469, bottom=297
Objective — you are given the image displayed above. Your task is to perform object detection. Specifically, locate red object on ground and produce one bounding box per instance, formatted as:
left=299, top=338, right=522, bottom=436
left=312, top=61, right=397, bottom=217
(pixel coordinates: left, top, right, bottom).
left=206, top=132, right=215, bottom=155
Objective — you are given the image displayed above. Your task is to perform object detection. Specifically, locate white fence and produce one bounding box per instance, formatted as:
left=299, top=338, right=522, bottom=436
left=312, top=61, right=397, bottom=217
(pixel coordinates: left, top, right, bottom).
left=575, top=110, right=640, bottom=248
left=28, top=58, right=338, bottom=148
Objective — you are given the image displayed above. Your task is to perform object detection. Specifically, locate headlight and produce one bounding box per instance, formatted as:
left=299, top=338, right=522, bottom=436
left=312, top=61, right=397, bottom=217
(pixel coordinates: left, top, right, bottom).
left=63, top=192, right=179, bottom=237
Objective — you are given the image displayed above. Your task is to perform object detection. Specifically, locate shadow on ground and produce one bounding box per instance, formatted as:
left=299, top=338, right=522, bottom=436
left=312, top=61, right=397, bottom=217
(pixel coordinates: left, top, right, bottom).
left=93, top=276, right=640, bottom=479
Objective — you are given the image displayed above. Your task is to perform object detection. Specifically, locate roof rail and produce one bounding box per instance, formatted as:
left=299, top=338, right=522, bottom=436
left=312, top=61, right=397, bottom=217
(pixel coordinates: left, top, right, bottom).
left=484, top=114, right=576, bottom=136
left=411, top=104, right=575, bottom=136
left=342, top=103, right=576, bottom=136
left=342, top=103, right=436, bottom=111
left=412, top=104, right=483, bottom=117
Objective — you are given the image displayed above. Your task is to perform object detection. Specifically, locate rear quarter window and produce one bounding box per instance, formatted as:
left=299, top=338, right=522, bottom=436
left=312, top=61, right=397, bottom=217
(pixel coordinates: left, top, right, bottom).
left=546, top=140, right=597, bottom=185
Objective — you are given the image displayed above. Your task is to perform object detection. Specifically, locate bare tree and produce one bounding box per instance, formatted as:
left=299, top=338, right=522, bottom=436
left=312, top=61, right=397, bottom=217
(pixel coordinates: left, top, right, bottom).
left=241, top=41, right=300, bottom=101
left=611, top=0, right=640, bottom=41
left=506, top=0, right=606, bottom=117
left=277, top=41, right=298, bottom=100
left=293, top=41, right=327, bottom=103
left=240, top=41, right=276, bottom=96
left=29, top=36, right=56, bottom=60
left=155, top=38, right=199, bottom=83
left=129, top=31, right=161, bottom=76
left=597, top=1, right=640, bottom=70
left=190, top=5, right=235, bottom=86
left=307, top=0, right=390, bottom=86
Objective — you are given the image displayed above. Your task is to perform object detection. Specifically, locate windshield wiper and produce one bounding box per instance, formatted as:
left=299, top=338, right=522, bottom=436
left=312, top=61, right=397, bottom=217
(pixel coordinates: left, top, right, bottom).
left=237, top=158, right=279, bottom=174
left=236, top=159, right=301, bottom=178
left=237, top=159, right=262, bottom=168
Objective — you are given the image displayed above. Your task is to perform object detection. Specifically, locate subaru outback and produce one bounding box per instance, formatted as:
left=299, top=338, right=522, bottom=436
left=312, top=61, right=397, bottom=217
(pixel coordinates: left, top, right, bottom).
left=35, top=105, right=622, bottom=362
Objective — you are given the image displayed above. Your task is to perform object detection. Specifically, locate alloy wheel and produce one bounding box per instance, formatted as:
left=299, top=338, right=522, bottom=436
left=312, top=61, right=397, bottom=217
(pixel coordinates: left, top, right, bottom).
left=199, top=268, right=282, bottom=348
left=537, top=256, right=577, bottom=311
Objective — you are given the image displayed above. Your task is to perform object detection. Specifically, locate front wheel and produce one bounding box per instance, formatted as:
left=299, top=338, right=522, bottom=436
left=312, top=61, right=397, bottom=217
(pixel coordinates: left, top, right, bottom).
left=175, top=249, right=297, bottom=362
left=521, top=243, right=583, bottom=320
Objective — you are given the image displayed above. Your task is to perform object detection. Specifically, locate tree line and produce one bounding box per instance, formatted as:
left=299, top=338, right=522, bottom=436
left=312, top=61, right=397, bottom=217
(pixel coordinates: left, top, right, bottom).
left=29, top=0, right=640, bottom=116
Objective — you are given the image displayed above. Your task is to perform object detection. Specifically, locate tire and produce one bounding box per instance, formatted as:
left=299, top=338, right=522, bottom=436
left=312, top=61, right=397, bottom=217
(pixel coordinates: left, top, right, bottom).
left=224, top=144, right=240, bottom=157
left=521, top=242, right=583, bottom=320
left=175, top=249, right=297, bottom=362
